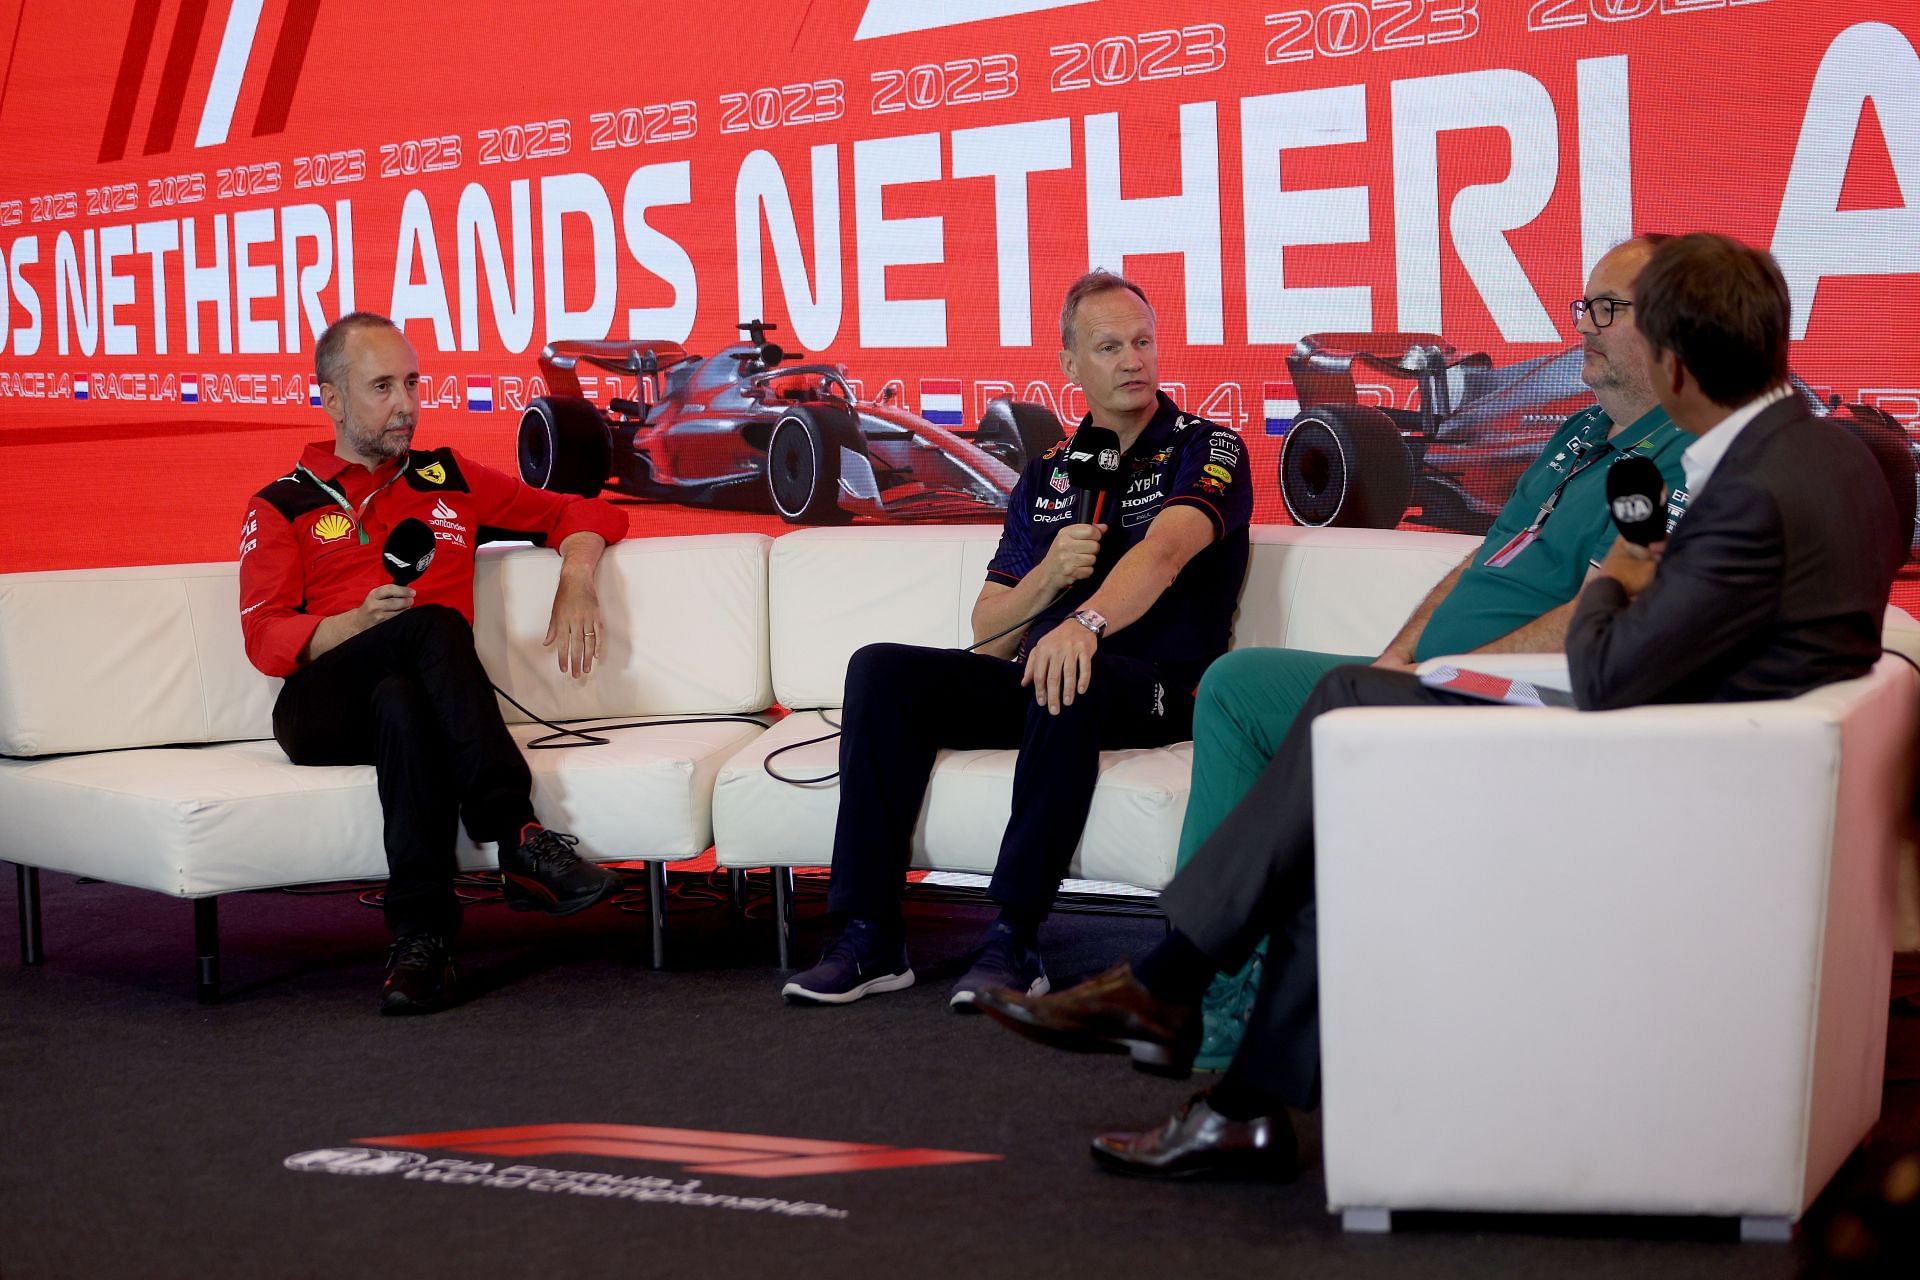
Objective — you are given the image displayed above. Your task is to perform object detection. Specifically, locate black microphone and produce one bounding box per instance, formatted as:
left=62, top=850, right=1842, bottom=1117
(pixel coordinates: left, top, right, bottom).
left=382, top=517, right=437, bottom=585
left=1063, top=425, right=1126, bottom=524
left=1606, top=455, right=1668, bottom=546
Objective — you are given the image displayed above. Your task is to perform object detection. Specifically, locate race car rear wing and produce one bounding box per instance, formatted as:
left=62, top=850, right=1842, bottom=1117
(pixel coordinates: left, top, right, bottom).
left=1289, top=332, right=1493, bottom=420
left=537, top=338, right=694, bottom=400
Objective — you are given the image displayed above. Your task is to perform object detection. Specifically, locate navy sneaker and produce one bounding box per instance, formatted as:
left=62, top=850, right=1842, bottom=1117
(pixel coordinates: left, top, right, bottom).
left=781, top=918, right=914, bottom=1005
left=949, top=921, right=1049, bottom=1012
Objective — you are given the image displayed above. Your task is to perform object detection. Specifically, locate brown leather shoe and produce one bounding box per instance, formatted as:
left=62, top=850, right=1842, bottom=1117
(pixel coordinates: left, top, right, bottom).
left=1091, top=1091, right=1297, bottom=1180
left=973, top=961, right=1201, bottom=1077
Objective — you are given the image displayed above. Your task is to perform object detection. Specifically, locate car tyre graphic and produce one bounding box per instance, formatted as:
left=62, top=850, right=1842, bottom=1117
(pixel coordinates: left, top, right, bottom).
left=974, top=400, right=1064, bottom=471
left=1828, top=403, right=1919, bottom=554
left=1278, top=404, right=1412, bottom=529
left=518, top=396, right=612, bottom=498
left=767, top=410, right=848, bottom=524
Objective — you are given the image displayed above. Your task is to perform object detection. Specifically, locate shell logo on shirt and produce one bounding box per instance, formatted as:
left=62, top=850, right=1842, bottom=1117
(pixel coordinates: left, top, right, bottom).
left=312, top=514, right=354, bottom=543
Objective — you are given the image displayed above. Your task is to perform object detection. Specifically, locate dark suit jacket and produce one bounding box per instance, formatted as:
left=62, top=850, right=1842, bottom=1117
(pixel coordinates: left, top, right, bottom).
left=1568, top=397, right=1903, bottom=709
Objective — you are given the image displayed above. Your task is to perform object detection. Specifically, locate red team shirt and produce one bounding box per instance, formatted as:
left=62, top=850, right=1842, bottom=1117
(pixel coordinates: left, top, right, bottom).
left=238, top=441, right=628, bottom=677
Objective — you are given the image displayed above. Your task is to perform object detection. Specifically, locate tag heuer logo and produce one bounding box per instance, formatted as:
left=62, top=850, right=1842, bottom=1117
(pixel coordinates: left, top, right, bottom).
left=312, top=513, right=354, bottom=542
left=1049, top=471, right=1069, bottom=493
left=416, top=463, right=447, bottom=485
left=432, top=499, right=457, bottom=520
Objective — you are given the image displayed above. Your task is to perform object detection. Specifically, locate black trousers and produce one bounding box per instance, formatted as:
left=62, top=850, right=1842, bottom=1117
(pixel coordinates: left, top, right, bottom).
left=827, top=642, right=1195, bottom=923
left=1158, top=664, right=1482, bottom=1108
left=272, top=604, right=537, bottom=938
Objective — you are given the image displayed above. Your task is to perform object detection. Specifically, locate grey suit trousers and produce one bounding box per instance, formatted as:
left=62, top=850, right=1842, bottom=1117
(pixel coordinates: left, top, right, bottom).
left=1159, top=663, right=1481, bottom=1107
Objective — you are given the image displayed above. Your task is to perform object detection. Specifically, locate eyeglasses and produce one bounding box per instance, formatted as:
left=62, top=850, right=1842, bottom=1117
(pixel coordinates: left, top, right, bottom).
left=1570, top=297, right=1632, bottom=328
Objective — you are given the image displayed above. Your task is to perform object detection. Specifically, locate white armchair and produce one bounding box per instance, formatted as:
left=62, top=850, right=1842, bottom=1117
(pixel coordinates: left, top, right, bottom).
left=1312, top=654, right=1919, bottom=1238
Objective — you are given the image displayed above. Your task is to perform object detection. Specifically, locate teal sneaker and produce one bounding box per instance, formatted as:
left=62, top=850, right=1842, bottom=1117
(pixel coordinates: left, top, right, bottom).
left=1192, top=952, right=1262, bottom=1073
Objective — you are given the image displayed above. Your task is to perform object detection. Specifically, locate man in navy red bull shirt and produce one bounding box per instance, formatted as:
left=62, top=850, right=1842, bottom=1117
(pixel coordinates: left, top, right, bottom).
left=238, top=312, right=628, bottom=1015
left=781, top=271, right=1254, bottom=1011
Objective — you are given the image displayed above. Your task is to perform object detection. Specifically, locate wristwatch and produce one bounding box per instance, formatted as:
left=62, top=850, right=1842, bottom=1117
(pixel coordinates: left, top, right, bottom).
left=1069, top=608, right=1107, bottom=638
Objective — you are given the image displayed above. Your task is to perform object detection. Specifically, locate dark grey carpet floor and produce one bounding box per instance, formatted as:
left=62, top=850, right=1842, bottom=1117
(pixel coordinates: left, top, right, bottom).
left=2, top=869, right=1915, bottom=1280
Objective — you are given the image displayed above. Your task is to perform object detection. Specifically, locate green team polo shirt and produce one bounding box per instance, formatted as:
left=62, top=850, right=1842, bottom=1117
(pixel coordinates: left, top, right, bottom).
left=1414, top=404, right=1692, bottom=661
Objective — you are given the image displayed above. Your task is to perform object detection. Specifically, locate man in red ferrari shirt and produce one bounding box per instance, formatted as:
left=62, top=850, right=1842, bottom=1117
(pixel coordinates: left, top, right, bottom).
left=238, top=312, right=629, bottom=1015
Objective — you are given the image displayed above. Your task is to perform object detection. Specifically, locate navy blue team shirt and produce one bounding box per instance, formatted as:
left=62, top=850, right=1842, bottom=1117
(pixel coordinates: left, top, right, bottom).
left=985, top=391, right=1253, bottom=689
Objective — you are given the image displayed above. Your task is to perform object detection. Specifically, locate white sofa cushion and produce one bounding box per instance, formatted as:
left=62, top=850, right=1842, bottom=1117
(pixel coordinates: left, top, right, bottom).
left=0, top=534, right=773, bottom=757
left=767, top=524, right=1477, bottom=710
left=0, top=563, right=276, bottom=757
left=712, top=711, right=1190, bottom=887
left=1233, top=526, right=1478, bottom=656
left=0, top=717, right=765, bottom=896
left=718, top=524, right=1475, bottom=887
left=474, top=533, right=772, bottom=722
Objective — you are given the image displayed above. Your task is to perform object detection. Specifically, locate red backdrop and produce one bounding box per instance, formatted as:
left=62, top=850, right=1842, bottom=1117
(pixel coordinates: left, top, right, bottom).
left=1, top=1, right=1915, bottom=597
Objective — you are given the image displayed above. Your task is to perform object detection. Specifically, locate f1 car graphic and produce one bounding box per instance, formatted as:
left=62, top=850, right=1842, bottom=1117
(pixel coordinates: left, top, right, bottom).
left=516, top=321, right=1063, bottom=523
left=1275, top=332, right=1916, bottom=544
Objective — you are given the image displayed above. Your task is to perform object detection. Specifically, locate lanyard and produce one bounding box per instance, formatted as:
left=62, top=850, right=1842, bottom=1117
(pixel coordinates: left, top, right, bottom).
left=1523, top=442, right=1615, bottom=537
left=1524, top=423, right=1665, bottom=536
left=296, top=460, right=408, bottom=545
left=1484, top=425, right=1661, bottom=570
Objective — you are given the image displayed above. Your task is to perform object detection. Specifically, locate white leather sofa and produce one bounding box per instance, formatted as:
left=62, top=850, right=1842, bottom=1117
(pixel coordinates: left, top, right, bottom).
left=1313, top=647, right=1920, bottom=1239
left=0, top=534, right=773, bottom=999
left=710, top=524, right=1480, bottom=962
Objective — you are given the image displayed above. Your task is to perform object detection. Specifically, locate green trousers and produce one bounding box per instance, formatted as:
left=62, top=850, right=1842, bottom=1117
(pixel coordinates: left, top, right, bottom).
left=1174, top=647, right=1366, bottom=944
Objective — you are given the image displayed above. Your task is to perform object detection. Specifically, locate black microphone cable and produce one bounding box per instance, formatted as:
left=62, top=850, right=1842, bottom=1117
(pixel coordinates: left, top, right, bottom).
left=487, top=680, right=773, bottom=749
left=760, top=597, right=1065, bottom=786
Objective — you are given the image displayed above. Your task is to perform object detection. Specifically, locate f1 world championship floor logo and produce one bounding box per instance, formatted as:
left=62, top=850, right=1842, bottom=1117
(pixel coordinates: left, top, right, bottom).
left=99, top=0, right=321, bottom=161
left=349, top=1122, right=1001, bottom=1178
left=285, top=1124, right=1002, bottom=1221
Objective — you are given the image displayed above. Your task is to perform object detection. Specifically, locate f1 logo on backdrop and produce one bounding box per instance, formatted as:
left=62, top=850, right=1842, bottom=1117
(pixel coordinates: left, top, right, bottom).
left=355, top=1123, right=1001, bottom=1178
left=99, top=0, right=321, bottom=162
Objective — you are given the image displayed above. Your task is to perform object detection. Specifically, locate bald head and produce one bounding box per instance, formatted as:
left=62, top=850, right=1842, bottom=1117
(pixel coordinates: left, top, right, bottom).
left=1574, top=236, right=1665, bottom=430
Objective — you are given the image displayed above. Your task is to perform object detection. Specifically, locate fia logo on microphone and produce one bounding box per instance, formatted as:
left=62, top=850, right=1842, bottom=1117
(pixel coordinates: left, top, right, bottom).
left=1611, top=494, right=1655, bottom=524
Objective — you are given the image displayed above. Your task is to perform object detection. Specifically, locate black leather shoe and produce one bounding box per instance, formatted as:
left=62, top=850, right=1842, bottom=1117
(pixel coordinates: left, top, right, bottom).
left=499, top=827, right=621, bottom=916
left=1091, top=1091, right=1297, bottom=1180
left=974, top=961, right=1202, bottom=1077
left=380, top=932, right=457, bottom=1015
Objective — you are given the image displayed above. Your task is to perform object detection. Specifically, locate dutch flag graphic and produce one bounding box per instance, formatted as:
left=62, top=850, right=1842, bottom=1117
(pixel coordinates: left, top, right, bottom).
left=467, top=377, right=494, bottom=413
left=181, top=378, right=200, bottom=404
left=920, top=378, right=962, bottom=427
left=308, top=380, right=322, bottom=407
left=72, top=377, right=89, bottom=401
left=1263, top=380, right=1300, bottom=437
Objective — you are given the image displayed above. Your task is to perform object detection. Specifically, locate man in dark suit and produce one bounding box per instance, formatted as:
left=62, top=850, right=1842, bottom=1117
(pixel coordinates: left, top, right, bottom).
left=976, top=232, right=1904, bottom=1180
left=1567, top=233, right=1902, bottom=706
